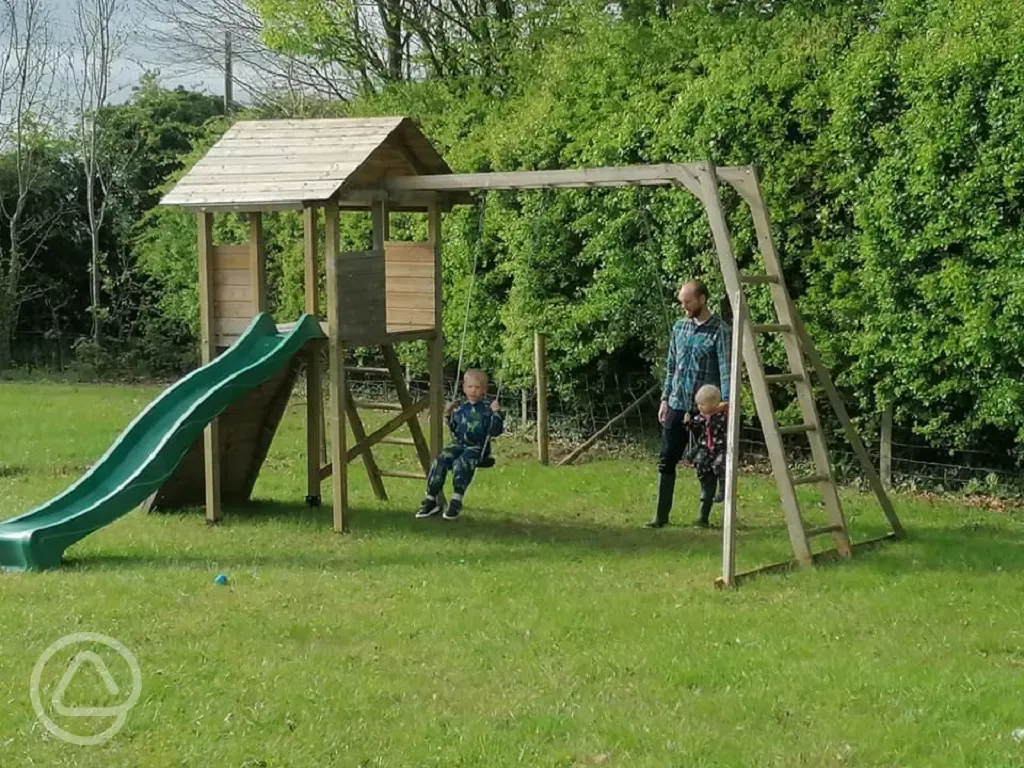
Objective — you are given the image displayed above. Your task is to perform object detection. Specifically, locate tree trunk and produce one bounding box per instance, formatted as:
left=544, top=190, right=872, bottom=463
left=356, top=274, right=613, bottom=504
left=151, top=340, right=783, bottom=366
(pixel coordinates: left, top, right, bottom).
left=90, top=223, right=102, bottom=345
left=0, top=273, right=17, bottom=373
left=0, top=227, right=24, bottom=374
left=0, top=304, right=13, bottom=373
left=382, top=0, right=404, bottom=83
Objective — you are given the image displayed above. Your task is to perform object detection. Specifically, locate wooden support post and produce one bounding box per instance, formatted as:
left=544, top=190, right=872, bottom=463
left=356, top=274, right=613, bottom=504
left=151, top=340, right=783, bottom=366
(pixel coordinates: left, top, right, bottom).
left=880, top=405, right=893, bottom=491
left=197, top=212, right=221, bottom=524
left=320, top=363, right=328, bottom=464
left=303, top=205, right=323, bottom=505
left=720, top=290, right=746, bottom=588
left=373, top=198, right=389, bottom=246
left=560, top=384, right=659, bottom=466
left=427, top=202, right=444, bottom=458
left=324, top=201, right=349, bottom=532
left=249, top=212, right=267, bottom=313
left=521, top=389, right=529, bottom=428
left=535, top=332, right=549, bottom=465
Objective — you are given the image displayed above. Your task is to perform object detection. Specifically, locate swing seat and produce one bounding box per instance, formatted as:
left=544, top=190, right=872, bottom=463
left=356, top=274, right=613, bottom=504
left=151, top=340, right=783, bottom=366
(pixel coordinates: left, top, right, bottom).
left=477, top=444, right=496, bottom=469
left=476, top=442, right=496, bottom=469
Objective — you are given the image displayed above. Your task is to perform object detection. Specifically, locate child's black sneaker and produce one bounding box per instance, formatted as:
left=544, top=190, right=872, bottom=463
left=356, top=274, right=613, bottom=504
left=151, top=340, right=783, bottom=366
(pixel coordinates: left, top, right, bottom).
left=442, top=498, right=462, bottom=520
left=416, top=497, right=441, bottom=519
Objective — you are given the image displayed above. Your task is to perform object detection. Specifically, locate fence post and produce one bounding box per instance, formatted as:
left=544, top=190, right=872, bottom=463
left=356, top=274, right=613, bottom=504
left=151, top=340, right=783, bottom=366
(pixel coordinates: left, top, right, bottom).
left=880, top=405, right=893, bottom=491
left=534, top=332, right=549, bottom=465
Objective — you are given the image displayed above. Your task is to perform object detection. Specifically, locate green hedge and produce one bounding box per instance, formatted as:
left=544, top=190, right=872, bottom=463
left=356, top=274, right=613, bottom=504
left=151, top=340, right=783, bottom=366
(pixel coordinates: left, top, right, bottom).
left=139, top=0, right=1024, bottom=454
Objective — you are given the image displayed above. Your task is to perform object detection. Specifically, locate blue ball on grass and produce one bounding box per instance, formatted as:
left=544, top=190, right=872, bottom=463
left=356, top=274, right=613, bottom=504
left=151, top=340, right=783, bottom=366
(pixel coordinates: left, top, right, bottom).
left=214, top=573, right=229, bottom=586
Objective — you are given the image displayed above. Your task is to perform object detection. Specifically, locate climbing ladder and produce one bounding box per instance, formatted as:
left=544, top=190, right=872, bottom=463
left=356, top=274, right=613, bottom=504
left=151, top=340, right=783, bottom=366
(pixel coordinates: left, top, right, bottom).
left=316, top=343, right=436, bottom=503
left=693, top=163, right=906, bottom=585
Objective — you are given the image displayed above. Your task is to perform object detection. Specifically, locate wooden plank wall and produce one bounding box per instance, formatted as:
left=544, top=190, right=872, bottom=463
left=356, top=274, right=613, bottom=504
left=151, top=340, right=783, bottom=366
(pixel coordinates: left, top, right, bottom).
left=385, top=241, right=435, bottom=332
left=337, top=250, right=387, bottom=344
left=212, top=244, right=255, bottom=345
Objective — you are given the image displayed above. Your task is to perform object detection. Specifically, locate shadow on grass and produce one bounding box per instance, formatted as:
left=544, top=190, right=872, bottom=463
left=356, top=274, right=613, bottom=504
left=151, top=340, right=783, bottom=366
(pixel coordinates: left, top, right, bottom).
left=236, top=498, right=722, bottom=554
left=61, top=499, right=726, bottom=573
left=848, top=521, right=1024, bottom=575
left=62, top=500, right=1022, bottom=579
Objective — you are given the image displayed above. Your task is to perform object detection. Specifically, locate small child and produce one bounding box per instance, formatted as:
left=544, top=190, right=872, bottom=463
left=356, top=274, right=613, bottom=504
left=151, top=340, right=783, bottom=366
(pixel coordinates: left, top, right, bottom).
left=687, top=384, right=728, bottom=527
left=416, top=368, right=504, bottom=521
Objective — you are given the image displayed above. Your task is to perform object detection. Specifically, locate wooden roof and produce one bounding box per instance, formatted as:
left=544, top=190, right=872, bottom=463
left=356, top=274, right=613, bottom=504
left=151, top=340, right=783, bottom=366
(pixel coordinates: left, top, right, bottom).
left=160, top=117, right=453, bottom=211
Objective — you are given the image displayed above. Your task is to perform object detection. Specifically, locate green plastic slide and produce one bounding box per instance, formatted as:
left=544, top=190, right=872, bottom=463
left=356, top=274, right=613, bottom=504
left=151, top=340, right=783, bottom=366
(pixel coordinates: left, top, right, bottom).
left=0, top=313, right=324, bottom=572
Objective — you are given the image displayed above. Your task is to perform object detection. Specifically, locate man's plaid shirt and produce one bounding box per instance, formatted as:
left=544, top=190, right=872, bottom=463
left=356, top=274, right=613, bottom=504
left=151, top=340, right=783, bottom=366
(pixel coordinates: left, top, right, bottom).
left=661, top=314, right=732, bottom=412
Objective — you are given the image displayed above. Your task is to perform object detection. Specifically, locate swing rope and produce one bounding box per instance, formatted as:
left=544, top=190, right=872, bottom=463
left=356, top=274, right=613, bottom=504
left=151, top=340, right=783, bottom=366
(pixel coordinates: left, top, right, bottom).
left=450, top=191, right=505, bottom=467
left=638, top=188, right=676, bottom=341
left=452, top=193, right=489, bottom=400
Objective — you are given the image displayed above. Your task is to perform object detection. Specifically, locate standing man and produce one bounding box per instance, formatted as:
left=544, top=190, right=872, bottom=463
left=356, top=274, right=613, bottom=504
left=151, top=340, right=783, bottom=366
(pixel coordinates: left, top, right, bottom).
left=646, top=279, right=732, bottom=528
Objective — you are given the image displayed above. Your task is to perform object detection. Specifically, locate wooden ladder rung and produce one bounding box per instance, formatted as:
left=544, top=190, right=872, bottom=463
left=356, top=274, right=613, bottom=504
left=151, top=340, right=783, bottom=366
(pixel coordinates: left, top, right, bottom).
left=346, top=366, right=390, bottom=375
left=751, top=323, right=792, bottom=334
left=739, top=274, right=780, bottom=285
left=379, top=470, right=427, bottom=480
left=792, top=473, right=829, bottom=486
left=354, top=400, right=403, bottom=411
left=777, top=423, right=816, bottom=436
left=381, top=437, right=416, bottom=446
left=765, top=373, right=804, bottom=385
left=806, top=524, right=844, bottom=538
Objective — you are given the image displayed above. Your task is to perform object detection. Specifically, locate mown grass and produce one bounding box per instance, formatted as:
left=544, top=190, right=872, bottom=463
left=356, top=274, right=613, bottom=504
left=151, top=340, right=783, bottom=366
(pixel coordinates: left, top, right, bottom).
left=2, top=380, right=1023, bottom=767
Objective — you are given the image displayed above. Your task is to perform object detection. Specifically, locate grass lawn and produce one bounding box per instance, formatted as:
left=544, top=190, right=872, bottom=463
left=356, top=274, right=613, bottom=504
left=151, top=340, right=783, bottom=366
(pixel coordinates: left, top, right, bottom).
left=2, top=380, right=1023, bottom=767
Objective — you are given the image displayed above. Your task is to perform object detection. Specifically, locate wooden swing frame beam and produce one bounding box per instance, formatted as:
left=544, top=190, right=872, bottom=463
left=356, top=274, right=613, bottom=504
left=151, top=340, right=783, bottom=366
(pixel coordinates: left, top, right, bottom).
left=376, top=163, right=706, bottom=196
left=365, top=161, right=905, bottom=584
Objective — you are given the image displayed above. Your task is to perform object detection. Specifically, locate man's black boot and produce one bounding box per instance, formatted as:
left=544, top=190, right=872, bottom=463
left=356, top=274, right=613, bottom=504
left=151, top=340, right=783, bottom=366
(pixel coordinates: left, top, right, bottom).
left=646, top=473, right=675, bottom=528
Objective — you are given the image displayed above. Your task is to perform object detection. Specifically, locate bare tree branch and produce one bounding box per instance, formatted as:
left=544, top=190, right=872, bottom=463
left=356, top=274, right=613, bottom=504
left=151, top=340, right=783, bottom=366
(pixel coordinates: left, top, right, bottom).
left=138, top=0, right=361, bottom=102
left=71, top=0, right=131, bottom=345
left=0, top=0, right=65, bottom=371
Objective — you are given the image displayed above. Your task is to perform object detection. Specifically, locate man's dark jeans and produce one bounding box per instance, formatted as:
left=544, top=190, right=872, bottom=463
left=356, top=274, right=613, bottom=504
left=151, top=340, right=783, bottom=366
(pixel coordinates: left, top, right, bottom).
left=650, top=407, right=690, bottom=526
left=657, top=406, right=692, bottom=476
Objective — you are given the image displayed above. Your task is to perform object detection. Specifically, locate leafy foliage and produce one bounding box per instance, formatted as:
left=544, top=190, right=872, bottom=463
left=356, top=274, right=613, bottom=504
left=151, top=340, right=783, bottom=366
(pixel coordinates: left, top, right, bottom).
left=7, top=1, right=1024, bottom=457
left=334, top=0, right=1024, bottom=454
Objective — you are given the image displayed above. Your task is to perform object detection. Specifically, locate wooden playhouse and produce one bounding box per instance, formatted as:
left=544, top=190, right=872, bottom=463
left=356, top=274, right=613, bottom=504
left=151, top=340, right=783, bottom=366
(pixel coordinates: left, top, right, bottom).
left=157, top=117, right=469, bottom=532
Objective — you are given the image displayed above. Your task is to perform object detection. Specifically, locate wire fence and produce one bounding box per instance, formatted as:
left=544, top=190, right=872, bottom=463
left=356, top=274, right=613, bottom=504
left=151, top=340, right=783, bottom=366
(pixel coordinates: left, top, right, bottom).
left=339, top=363, right=1024, bottom=504
left=8, top=337, right=1023, bottom=505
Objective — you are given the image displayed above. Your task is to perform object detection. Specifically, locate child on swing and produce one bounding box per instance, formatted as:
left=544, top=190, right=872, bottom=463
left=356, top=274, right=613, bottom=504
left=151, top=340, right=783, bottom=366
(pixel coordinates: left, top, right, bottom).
left=685, top=384, right=729, bottom=527
left=416, top=368, right=504, bottom=521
